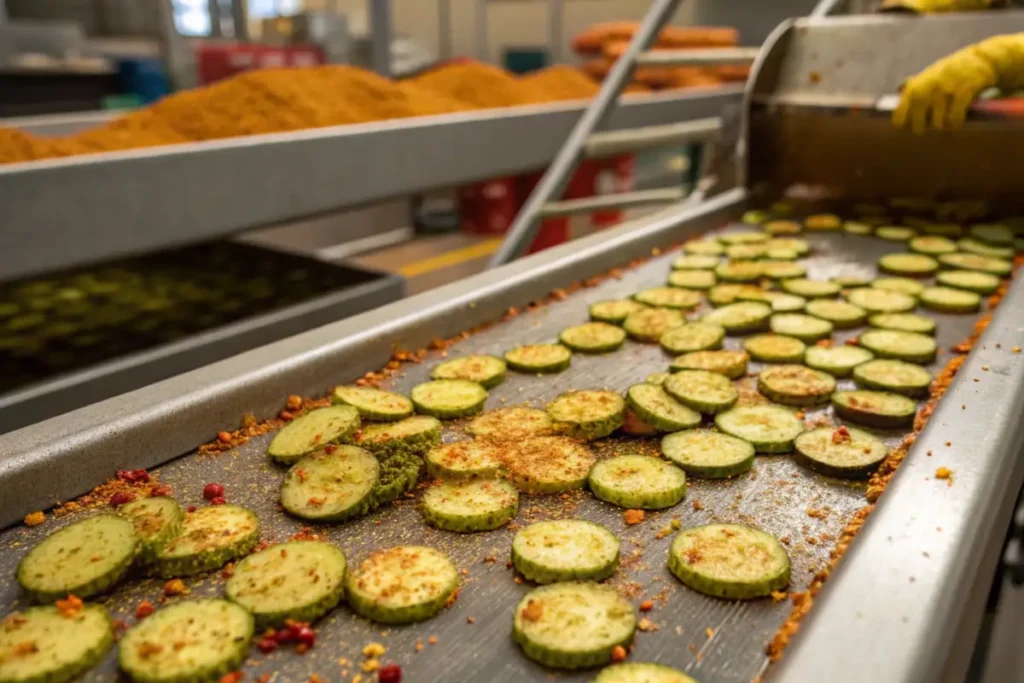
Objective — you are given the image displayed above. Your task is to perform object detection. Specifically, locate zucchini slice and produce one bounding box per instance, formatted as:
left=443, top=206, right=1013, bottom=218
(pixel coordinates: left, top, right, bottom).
left=919, top=221, right=963, bottom=237
left=804, top=299, right=868, bottom=329
left=742, top=334, right=806, bottom=363
left=225, top=541, right=346, bottom=626
left=763, top=220, right=802, bottom=235
left=119, top=496, right=183, bottom=564
left=831, top=390, right=916, bottom=428
left=17, top=514, right=138, bottom=603
left=714, top=404, right=803, bottom=453
left=719, top=231, right=770, bottom=245
left=830, top=275, right=870, bottom=288
left=803, top=345, right=874, bottom=378
left=559, top=322, right=627, bottom=354
left=625, top=384, right=701, bottom=432
left=646, top=372, right=670, bottom=385
left=843, top=220, right=873, bottom=236
left=588, top=455, right=686, bottom=510
left=357, top=415, right=442, bottom=455
left=512, top=582, right=636, bottom=670
left=421, top=478, right=519, bottom=533
left=769, top=313, right=833, bottom=342
left=726, top=244, right=768, bottom=261
left=969, top=223, right=1014, bottom=246
left=858, top=329, right=937, bottom=364
left=0, top=605, right=112, bottom=683
left=708, top=283, right=766, bottom=306
left=503, top=436, right=595, bottom=494
left=345, top=546, right=459, bottom=625
left=669, top=350, right=749, bottom=379
left=847, top=287, right=917, bottom=313
left=957, top=237, right=1015, bottom=260
left=938, top=252, right=1012, bottom=276
left=661, top=430, right=755, bottom=479
left=633, top=287, right=702, bottom=310
left=878, top=253, right=939, bottom=277
left=431, top=355, right=507, bottom=389
left=794, top=426, right=889, bottom=479
left=701, top=301, right=772, bottom=333
left=589, top=299, right=648, bottom=324
left=623, top=308, right=685, bottom=343
left=935, top=269, right=1002, bottom=295
left=467, top=406, right=553, bottom=438
left=659, top=321, right=725, bottom=355
left=909, top=235, right=957, bottom=256
left=779, top=278, right=841, bottom=299
left=664, top=369, right=739, bottom=414
left=505, top=343, right=572, bottom=373
left=867, top=312, right=937, bottom=335
left=595, top=663, right=696, bottom=683
left=119, top=600, right=252, bottom=683
left=740, top=290, right=807, bottom=313
left=757, top=365, right=836, bottom=407
left=869, top=276, right=925, bottom=297
left=410, top=379, right=488, bottom=418
left=876, top=226, right=917, bottom=242
left=152, top=505, right=259, bottom=578
left=372, top=451, right=423, bottom=508
left=667, top=269, right=716, bottom=290
left=771, top=201, right=794, bottom=214
left=742, top=210, right=769, bottom=225
left=671, top=254, right=720, bottom=270
left=425, top=441, right=505, bottom=479
left=766, top=237, right=810, bottom=256
left=853, top=359, right=933, bottom=397
left=760, top=261, right=807, bottom=280
left=684, top=239, right=725, bottom=256
left=332, top=386, right=413, bottom=422
left=766, top=248, right=799, bottom=261
left=280, top=447, right=379, bottom=522
left=546, top=390, right=625, bottom=440
left=714, top=260, right=763, bottom=283
left=267, top=405, right=361, bottom=465
left=511, top=520, right=619, bottom=584
left=804, top=214, right=841, bottom=231
left=919, top=286, right=982, bottom=314
left=668, top=524, right=790, bottom=599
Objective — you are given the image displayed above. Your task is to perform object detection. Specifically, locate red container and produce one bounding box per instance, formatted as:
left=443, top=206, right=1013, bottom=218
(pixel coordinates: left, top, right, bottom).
left=458, top=177, right=519, bottom=235
left=592, top=154, right=636, bottom=228
left=517, top=171, right=570, bottom=255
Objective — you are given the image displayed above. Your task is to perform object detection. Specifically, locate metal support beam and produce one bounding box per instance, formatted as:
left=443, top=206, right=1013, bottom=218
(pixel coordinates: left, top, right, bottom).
left=540, top=188, right=686, bottom=217
left=369, top=0, right=392, bottom=77
left=584, top=118, right=722, bottom=158
left=635, top=47, right=760, bottom=67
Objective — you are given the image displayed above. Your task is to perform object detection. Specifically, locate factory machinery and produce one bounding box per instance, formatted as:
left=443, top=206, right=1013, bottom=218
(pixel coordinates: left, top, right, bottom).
left=0, top=9, right=1023, bottom=683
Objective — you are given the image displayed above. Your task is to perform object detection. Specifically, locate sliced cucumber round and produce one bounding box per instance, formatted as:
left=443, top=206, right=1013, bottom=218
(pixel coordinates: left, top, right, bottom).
left=868, top=312, right=937, bottom=335
left=505, top=343, right=572, bottom=373
left=421, top=478, right=519, bottom=533
left=513, top=582, right=636, bottom=670
left=595, top=663, right=696, bottom=683
left=664, top=369, right=738, bottom=414
left=804, top=345, right=874, bottom=377
left=431, top=355, right=507, bottom=388
left=372, top=451, right=424, bottom=508
left=671, top=254, right=720, bottom=270
left=547, top=390, right=625, bottom=440
left=935, top=269, right=1002, bottom=295
left=714, top=261, right=763, bottom=283
left=701, top=301, right=772, bottom=333
left=909, top=235, right=957, bottom=256
left=684, top=239, right=725, bottom=256
left=938, top=252, right=1012, bottom=276
left=625, top=384, right=701, bottom=432
left=878, top=253, right=939, bottom=277
left=588, top=455, right=687, bottom=510
left=623, top=307, right=685, bottom=343
left=831, top=390, right=916, bottom=428
left=0, top=604, right=112, bottom=683
left=794, top=426, right=889, bottom=479
left=853, top=359, right=933, bottom=397
left=847, top=287, right=917, bottom=313
left=760, top=260, right=807, bottom=280
left=345, top=546, right=458, bottom=624
left=560, top=322, right=627, bottom=353
left=152, top=505, right=259, bottom=578
left=511, top=520, right=619, bottom=584
left=831, top=275, right=870, bottom=288
left=969, top=223, right=1014, bottom=246
left=670, top=350, right=749, bottom=379
left=119, top=496, right=183, bottom=565
left=844, top=220, right=873, bottom=236
left=661, top=430, right=754, bottom=479
left=870, top=276, right=925, bottom=297
left=590, top=299, right=648, bottom=324
left=467, top=406, right=553, bottom=438
left=741, top=290, right=807, bottom=313
left=410, top=379, right=488, bottom=418
left=742, top=210, right=769, bottom=225
left=668, top=524, right=790, bottom=599
left=646, top=372, right=670, bottom=385
left=780, top=278, right=841, bottom=299
left=668, top=269, right=716, bottom=290
left=919, top=286, right=982, bottom=314
left=858, top=329, right=937, bottom=364
left=719, top=231, right=770, bottom=245
left=876, top=226, right=916, bottom=242
left=708, top=283, right=766, bottom=306
left=919, top=221, right=963, bottom=237
left=357, top=415, right=442, bottom=454
left=742, top=334, right=806, bottom=363
left=332, top=386, right=413, bottom=421
left=267, top=405, right=361, bottom=465
left=726, top=243, right=768, bottom=261
left=633, top=287, right=702, bottom=310
left=766, top=248, right=799, bottom=261
left=957, top=237, right=1015, bottom=259
left=757, top=365, right=836, bottom=406
left=804, top=299, right=867, bottom=329
left=425, top=441, right=505, bottom=479
left=504, top=436, right=595, bottom=494
left=659, top=322, right=725, bottom=355
left=119, top=600, right=252, bottom=683
left=225, top=540, right=346, bottom=627
left=17, top=514, right=138, bottom=603
left=805, top=214, right=841, bottom=231
left=763, top=220, right=802, bottom=235
left=766, top=238, right=810, bottom=256
left=280, top=446, right=378, bottom=522
left=714, top=404, right=803, bottom=453
left=769, top=313, right=833, bottom=342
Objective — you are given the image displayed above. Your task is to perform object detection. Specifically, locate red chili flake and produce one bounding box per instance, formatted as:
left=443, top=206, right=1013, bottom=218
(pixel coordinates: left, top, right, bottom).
left=831, top=426, right=851, bottom=444
left=203, top=483, right=225, bottom=501
left=257, top=638, right=278, bottom=653
left=610, top=645, right=628, bottom=663
left=187, top=506, right=197, bottom=513
left=638, top=600, right=654, bottom=612
left=279, top=410, right=294, bottom=422
left=217, top=431, right=233, bottom=444
left=378, top=663, right=403, bottom=683
left=209, top=497, right=227, bottom=506
left=135, top=601, right=155, bottom=619
left=294, top=625, right=316, bottom=648
left=117, top=469, right=149, bottom=483
left=219, top=673, right=243, bottom=683
left=324, top=444, right=337, bottom=455
left=109, top=492, right=135, bottom=508
left=149, top=485, right=173, bottom=498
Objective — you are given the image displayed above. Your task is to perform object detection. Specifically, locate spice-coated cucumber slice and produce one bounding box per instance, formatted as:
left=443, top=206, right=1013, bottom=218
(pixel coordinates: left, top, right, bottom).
left=410, top=379, right=488, bottom=418
left=714, top=261, right=763, bottom=283
left=345, top=546, right=458, bottom=624
left=659, top=322, right=725, bottom=355
left=876, top=226, right=916, bottom=241
left=763, top=220, right=802, bottom=235
left=119, top=600, right=253, bottom=683
left=868, top=312, right=936, bottom=335
left=332, top=386, right=413, bottom=421
left=759, top=260, right=807, bottom=280
left=632, top=287, right=702, bottom=310
left=547, top=390, right=625, bottom=440
left=357, top=415, right=442, bottom=454
left=513, top=582, right=636, bottom=670
left=671, top=254, right=720, bottom=270
left=804, top=345, right=874, bottom=378
left=719, top=231, right=770, bottom=245
left=739, top=290, right=807, bottom=313
left=467, top=406, right=553, bottom=438
left=623, top=308, right=685, bottom=343
left=769, top=313, right=833, bottom=342
left=668, top=269, right=716, bottom=290
left=831, top=275, right=871, bottom=288
left=957, top=237, right=1015, bottom=260
left=17, top=514, right=138, bottom=603
left=805, top=214, right=841, bottom=231
left=878, top=253, right=939, bottom=277
left=714, top=404, right=803, bottom=453
left=757, top=365, right=836, bottom=407
left=742, top=334, right=806, bottom=363
left=853, top=359, right=933, bottom=397
left=560, top=322, right=627, bottom=353
left=726, top=244, right=768, bottom=261
left=503, top=436, right=595, bottom=494
left=661, top=430, right=755, bottom=479
left=766, top=238, right=810, bottom=256
left=0, top=604, right=112, bottom=683
left=119, top=497, right=183, bottom=564
left=267, top=405, right=361, bottom=465
left=771, top=201, right=794, bottom=214
left=831, top=390, right=916, bottom=428
left=225, top=541, right=346, bottom=627
left=766, top=248, right=799, bottom=261
left=909, top=235, right=957, bottom=256
left=425, top=441, right=505, bottom=479
left=668, top=524, right=790, bottom=599
left=280, top=446, right=378, bottom=522
left=664, top=370, right=738, bottom=414
left=589, top=299, right=648, bottom=324
left=779, top=278, right=840, bottom=299
left=626, top=384, right=701, bottom=432
left=670, top=350, right=749, bottom=379
left=858, top=329, right=936, bottom=364
left=505, top=343, right=572, bottom=373
left=919, top=221, right=963, bottom=237
left=701, top=301, right=772, bottom=333
left=646, top=372, right=670, bottom=385
left=372, top=450, right=423, bottom=508
left=684, top=239, right=725, bottom=256
left=935, top=269, right=1002, bottom=295
left=431, top=355, right=507, bottom=388
left=870, top=277, right=925, bottom=297
left=804, top=299, right=868, bottom=329
left=595, top=663, right=696, bottom=683
left=969, top=223, right=1014, bottom=246
left=794, top=426, right=889, bottom=479
left=938, top=252, right=1012, bottom=276
left=421, top=478, right=519, bottom=532
left=843, top=220, right=873, bottom=235
left=708, top=283, right=766, bottom=306
left=847, top=287, right=917, bottom=313
left=742, top=210, right=769, bottom=225
left=511, top=520, right=619, bottom=584
left=152, top=505, right=259, bottom=578
left=919, top=286, right=982, bottom=314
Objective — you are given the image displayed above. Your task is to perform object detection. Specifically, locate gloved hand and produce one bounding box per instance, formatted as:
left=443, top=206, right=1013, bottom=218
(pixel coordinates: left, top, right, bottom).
left=894, top=33, right=1024, bottom=133
left=881, top=0, right=997, bottom=12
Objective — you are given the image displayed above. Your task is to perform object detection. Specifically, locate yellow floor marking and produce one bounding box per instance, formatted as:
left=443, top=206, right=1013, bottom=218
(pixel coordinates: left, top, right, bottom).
left=398, top=237, right=503, bottom=278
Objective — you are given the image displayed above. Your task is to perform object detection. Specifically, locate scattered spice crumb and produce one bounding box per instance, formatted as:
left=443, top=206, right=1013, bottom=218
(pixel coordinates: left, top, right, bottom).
left=935, top=467, right=953, bottom=485
left=705, top=627, right=715, bottom=638
left=624, top=509, right=646, bottom=525
left=639, top=600, right=654, bottom=612
left=610, top=645, right=628, bottom=663
left=162, top=579, right=188, bottom=596
left=23, top=511, right=44, bottom=527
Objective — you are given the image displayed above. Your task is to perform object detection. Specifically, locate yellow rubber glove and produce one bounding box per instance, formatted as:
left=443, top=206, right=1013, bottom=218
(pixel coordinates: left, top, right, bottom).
left=894, top=33, right=1024, bottom=133
left=881, top=0, right=996, bottom=11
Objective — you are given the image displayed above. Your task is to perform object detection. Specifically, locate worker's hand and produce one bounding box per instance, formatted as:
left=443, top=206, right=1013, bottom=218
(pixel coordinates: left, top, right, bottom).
left=893, top=48, right=995, bottom=133
left=880, top=0, right=997, bottom=12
